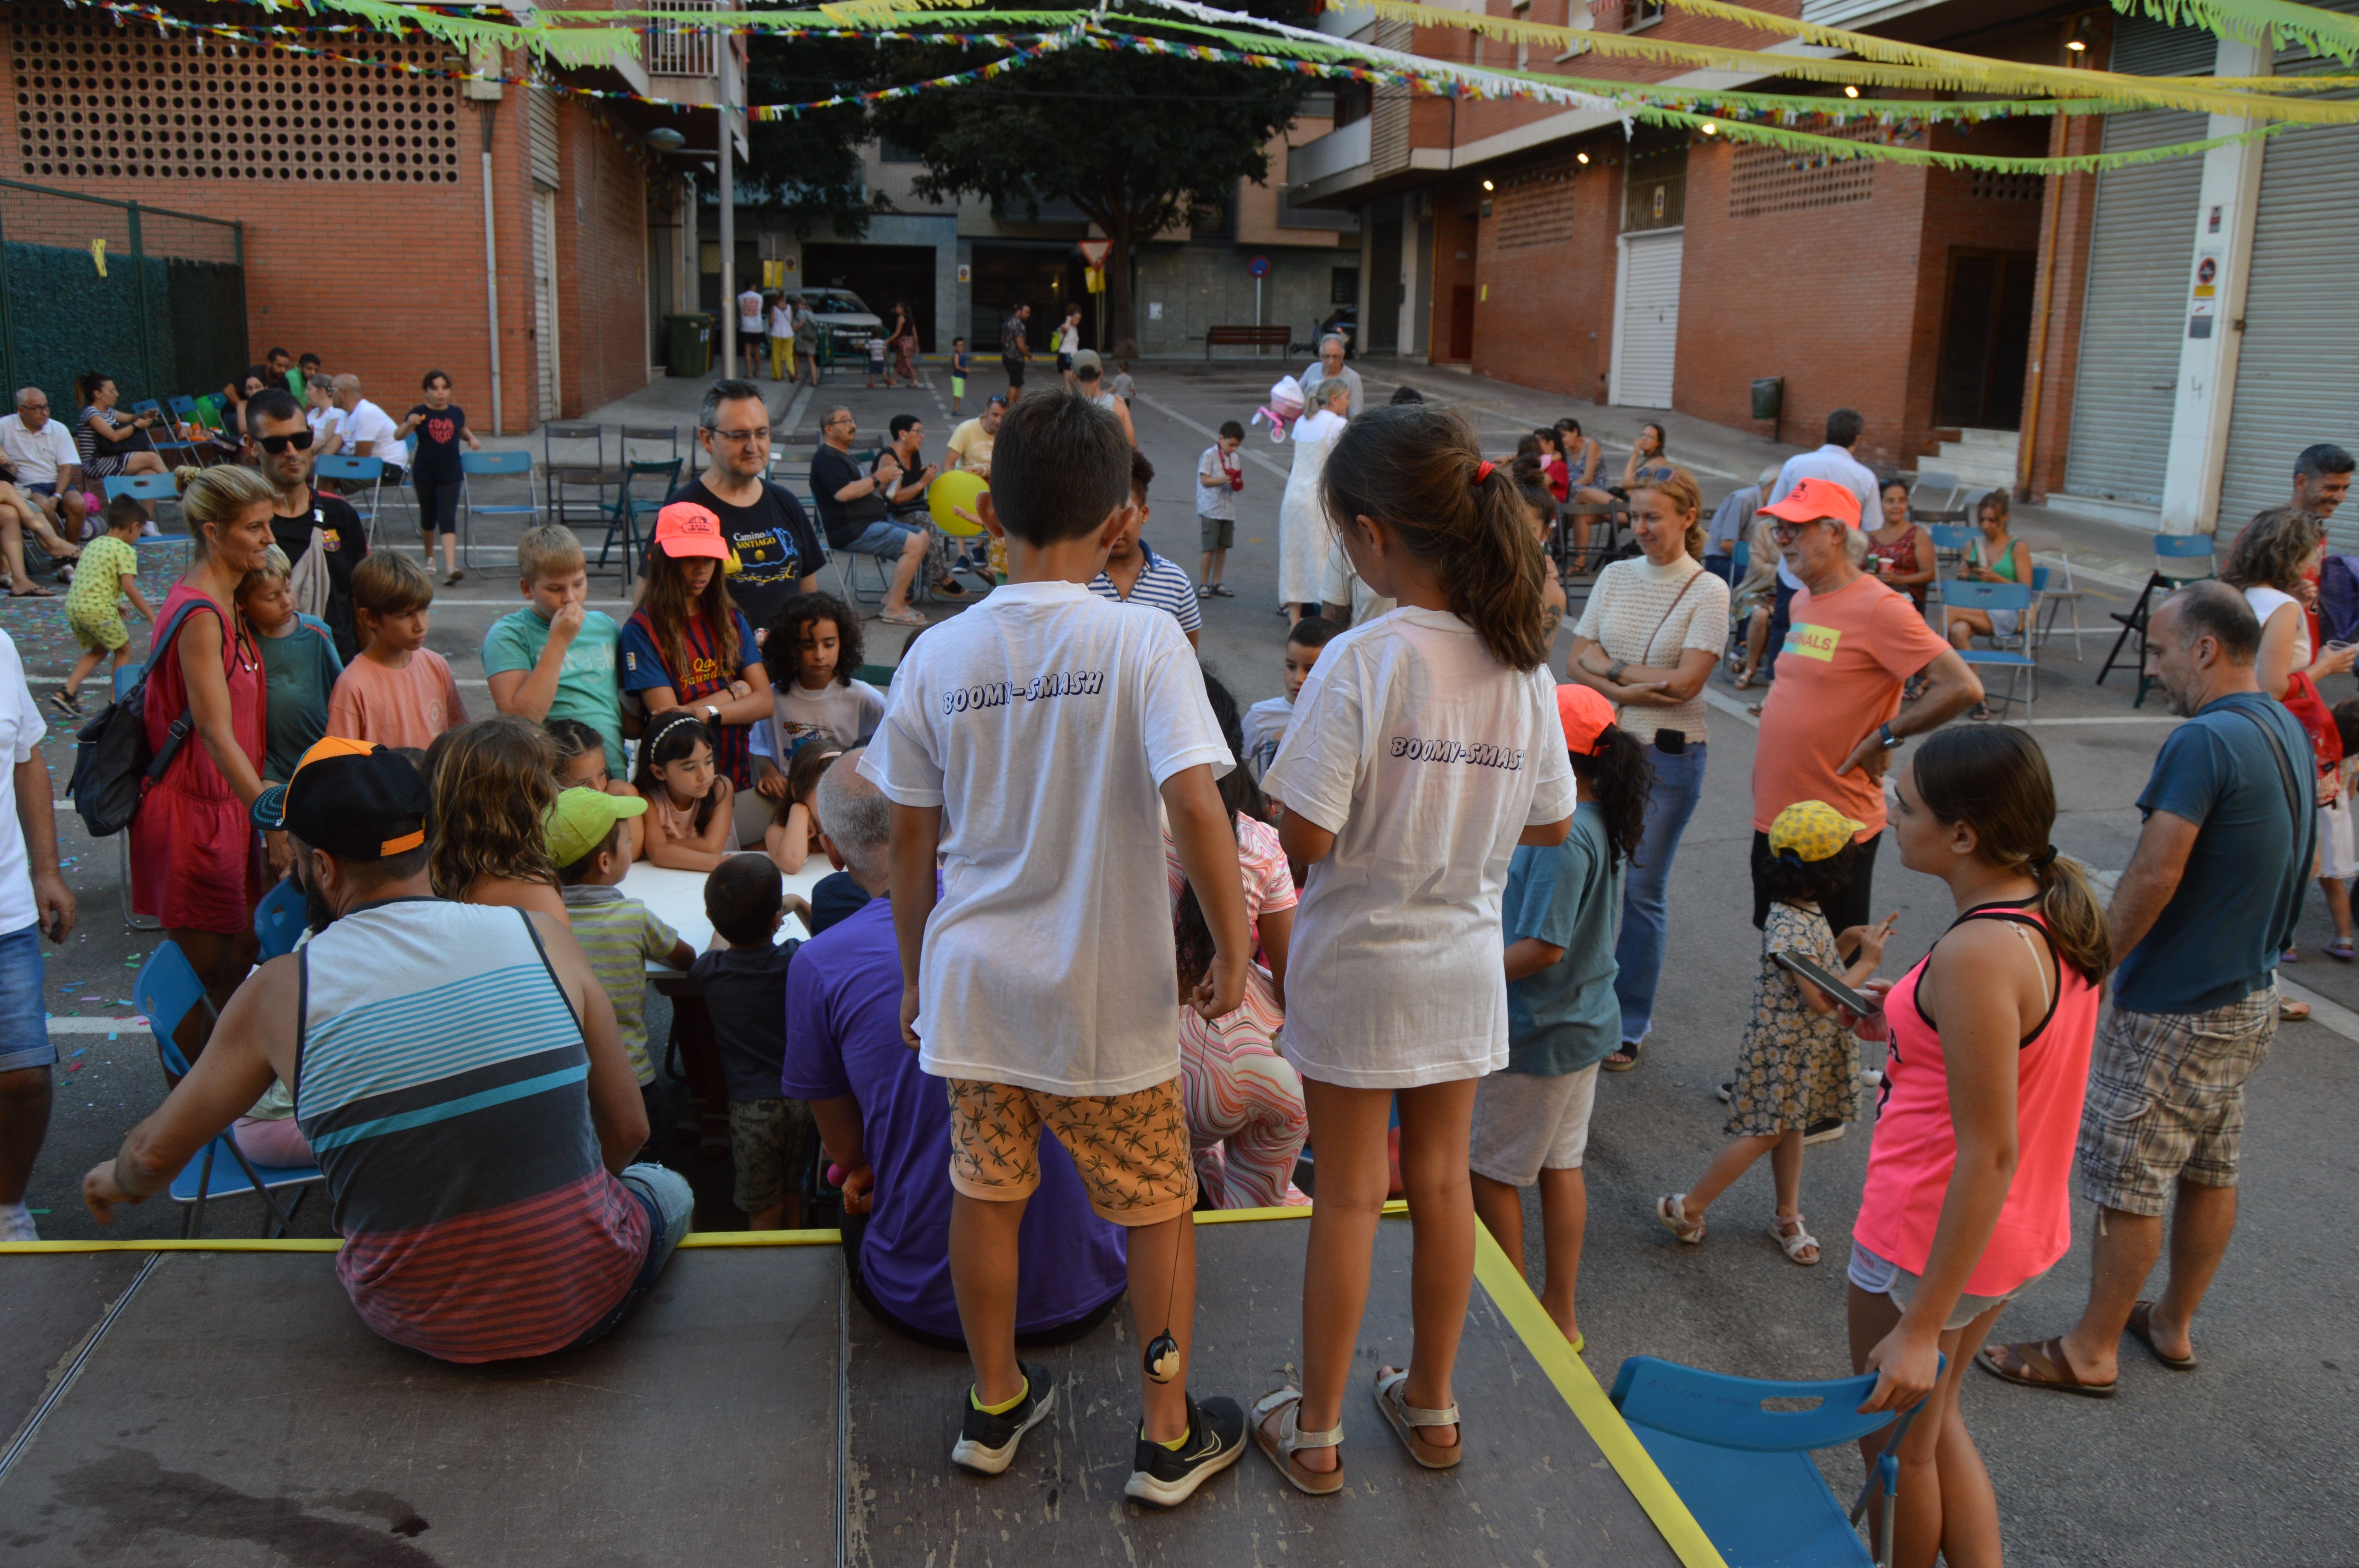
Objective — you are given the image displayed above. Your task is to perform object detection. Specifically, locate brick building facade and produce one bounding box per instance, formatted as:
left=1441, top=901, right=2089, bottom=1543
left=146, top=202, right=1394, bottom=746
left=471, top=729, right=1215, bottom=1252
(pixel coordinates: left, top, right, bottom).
left=0, top=5, right=667, bottom=432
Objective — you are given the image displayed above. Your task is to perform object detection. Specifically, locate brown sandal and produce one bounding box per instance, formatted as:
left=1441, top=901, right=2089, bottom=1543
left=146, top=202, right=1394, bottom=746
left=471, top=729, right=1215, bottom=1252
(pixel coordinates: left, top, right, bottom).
left=1252, top=1387, right=1344, bottom=1495
left=1373, top=1367, right=1461, bottom=1470
left=2127, top=1301, right=2198, bottom=1371
left=1977, top=1338, right=2117, bottom=1399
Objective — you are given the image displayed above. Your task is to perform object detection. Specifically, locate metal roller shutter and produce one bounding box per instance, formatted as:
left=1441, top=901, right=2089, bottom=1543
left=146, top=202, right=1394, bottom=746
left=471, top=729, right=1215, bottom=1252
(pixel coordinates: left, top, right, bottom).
left=2061, top=108, right=2206, bottom=506
left=2217, top=47, right=2359, bottom=547
left=1611, top=229, right=1681, bottom=409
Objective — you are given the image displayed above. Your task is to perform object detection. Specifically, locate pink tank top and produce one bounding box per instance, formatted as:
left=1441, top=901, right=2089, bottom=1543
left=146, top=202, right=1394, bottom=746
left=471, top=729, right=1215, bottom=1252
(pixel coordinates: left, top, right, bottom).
left=1854, top=900, right=2099, bottom=1296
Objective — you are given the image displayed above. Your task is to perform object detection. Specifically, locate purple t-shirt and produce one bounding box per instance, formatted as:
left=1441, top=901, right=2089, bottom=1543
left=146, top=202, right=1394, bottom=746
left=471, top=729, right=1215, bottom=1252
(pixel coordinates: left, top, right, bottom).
left=781, top=896, right=1128, bottom=1339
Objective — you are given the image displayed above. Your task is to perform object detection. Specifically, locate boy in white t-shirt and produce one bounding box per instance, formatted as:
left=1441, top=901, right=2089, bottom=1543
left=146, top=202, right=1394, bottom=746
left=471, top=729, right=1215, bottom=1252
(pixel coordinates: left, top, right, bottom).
left=1195, top=421, right=1244, bottom=599
left=858, top=389, right=1254, bottom=1508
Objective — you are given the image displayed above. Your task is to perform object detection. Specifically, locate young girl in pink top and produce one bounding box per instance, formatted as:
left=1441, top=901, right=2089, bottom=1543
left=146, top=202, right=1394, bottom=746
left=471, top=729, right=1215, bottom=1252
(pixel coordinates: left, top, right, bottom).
left=1849, top=726, right=2107, bottom=1568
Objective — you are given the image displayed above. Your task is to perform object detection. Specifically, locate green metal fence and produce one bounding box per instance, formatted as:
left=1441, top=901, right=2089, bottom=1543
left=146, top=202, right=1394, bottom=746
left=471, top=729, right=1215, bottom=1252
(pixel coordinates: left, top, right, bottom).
left=0, top=178, right=246, bottom=414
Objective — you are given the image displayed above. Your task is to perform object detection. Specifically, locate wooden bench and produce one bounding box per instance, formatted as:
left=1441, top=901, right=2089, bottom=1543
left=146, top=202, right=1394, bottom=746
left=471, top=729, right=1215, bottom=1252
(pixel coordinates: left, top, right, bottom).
left=1203, top=325, right=1294, bottom=358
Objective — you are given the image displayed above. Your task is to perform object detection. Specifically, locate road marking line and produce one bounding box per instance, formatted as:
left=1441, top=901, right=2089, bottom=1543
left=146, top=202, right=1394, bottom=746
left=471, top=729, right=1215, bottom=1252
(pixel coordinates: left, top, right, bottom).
left=47, top=1016, right=143, bottom=1034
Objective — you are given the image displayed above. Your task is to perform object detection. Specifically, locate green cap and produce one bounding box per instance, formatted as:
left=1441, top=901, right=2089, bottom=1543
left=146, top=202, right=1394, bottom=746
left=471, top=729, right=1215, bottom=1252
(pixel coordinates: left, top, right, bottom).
left=546, top=786, right=649, bottom=869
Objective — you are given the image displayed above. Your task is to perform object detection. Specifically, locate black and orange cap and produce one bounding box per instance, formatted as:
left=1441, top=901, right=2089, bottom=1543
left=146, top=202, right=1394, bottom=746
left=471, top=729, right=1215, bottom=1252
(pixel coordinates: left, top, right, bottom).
left=251, top=737, right=431, bottom=860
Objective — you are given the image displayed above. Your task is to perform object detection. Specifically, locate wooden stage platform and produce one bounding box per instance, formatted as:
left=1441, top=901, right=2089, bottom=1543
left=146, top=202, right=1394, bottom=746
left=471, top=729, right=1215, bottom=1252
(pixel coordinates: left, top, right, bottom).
left=0, top=1213, right=1723, bottom=1566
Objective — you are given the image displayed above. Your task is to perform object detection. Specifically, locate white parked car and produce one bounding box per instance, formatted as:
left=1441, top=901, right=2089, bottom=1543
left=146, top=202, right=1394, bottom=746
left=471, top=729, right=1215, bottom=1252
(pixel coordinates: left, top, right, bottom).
left=789, top=288, right=884, bottom=358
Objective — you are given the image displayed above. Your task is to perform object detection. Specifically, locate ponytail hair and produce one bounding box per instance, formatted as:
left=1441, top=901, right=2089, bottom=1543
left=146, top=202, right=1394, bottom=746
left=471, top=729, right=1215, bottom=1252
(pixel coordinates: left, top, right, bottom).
left=1321, top=404, right=1549, bottom=671
left=1567, top=722, right=1654, bottom=871
left=1910, top=727, right=2110, bottom=982
left=173, top=463, right=274, bottom=562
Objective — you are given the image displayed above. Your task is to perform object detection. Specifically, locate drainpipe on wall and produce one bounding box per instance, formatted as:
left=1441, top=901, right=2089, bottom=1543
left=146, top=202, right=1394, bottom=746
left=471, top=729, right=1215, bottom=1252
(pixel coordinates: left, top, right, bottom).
left=468, top=47, right=506, bottom=434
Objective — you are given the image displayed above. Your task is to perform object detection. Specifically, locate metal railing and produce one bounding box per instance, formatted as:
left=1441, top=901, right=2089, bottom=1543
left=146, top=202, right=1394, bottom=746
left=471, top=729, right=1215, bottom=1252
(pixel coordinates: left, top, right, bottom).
left=643, top=0, right=720, bottom=77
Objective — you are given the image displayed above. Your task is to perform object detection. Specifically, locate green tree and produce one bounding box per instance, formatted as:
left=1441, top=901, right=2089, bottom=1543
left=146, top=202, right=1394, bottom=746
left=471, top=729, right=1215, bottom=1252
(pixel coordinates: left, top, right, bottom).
left=872, top=12, right=1314, bottom=356
left=741, top=34, right=877, bottom=237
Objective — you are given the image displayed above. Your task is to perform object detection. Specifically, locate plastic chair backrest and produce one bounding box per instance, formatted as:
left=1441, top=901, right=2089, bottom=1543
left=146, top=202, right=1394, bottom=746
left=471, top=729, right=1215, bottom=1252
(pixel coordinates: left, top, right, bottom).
left=252, top=878, right=307, bottom=961
left=133, top=399, right=164, bottom=416
left=1912, top=470, right=1959, bottom=495
left=1610, top=1356, right=1924, bottom=1454
left=314, top=454, right=383, bottom=481
left=2030, top=565, right=2051, bottom=593
left=461, top=449, right=535, bottom=476
left=169, top=395, right=197, bottom=416
left=2154, top=534, right=2215, bottom=577
left=1732, top=540, right=1750, bottom=573
left=105, top=473, right=178, bottom=502
left=1942, top=579, right=2034, bottom=612
left=134, top=940, right=217, bottom=1080
left=1927, top=524, right=1976, bottom=553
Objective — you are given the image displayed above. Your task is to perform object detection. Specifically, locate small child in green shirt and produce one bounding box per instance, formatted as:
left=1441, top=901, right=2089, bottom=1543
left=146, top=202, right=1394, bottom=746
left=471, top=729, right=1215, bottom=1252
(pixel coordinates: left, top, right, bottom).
left=549, top=787, right=694, bottom=1089
left=51, top=496, right=153, bottom=716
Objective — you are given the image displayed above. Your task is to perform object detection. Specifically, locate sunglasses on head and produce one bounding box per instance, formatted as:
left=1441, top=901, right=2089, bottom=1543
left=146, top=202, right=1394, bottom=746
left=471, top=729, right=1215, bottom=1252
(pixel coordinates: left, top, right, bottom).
left=257, top=429, right=315, bottom=455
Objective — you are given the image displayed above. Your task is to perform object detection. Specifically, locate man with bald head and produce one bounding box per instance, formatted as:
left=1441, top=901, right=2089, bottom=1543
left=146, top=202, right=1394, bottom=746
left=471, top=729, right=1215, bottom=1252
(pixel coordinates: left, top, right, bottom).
left=328, top=375, right=405, bottom=487
left=782, top=750, right=1128, bottom=1347
left=1985, top=581, right=2311, bottom=1399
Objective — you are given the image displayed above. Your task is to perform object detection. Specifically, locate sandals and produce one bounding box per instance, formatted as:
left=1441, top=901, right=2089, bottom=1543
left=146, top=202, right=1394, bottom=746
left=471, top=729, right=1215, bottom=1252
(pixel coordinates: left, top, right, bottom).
left=444, top=569, right=464, bottom=586
left=2281, top=997, right=2311, bottom=1022
left=2127, top=1301, right=2198, bottom=1371
left=1601, top=1038, right=1641, bottom=1073
left=1251, top=1387, right=1344, bottom=1496
left=1770, top=1212, right=1821, bottom=1266
left=2326, top=938, right=2355, bottom=962
left=1372, top=1367, right=1461, bottom=1470
left=878, top=606, right=929, bottom=627
left=1654, top=1193, right=1706, bottom=1245
left=1977, top=1338, right=2117, bottom=1398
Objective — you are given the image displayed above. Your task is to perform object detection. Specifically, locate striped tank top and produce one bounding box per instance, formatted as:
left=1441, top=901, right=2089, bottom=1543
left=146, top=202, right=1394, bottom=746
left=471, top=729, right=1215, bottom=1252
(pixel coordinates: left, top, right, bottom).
left=294, top=898, right=649, bottom=1362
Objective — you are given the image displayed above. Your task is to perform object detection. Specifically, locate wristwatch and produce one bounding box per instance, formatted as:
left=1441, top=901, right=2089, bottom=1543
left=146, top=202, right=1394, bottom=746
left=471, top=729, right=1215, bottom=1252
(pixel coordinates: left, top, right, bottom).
left=702, top=703, right=722, bottom=724
left=1878, top=722, right=1902, bottom=750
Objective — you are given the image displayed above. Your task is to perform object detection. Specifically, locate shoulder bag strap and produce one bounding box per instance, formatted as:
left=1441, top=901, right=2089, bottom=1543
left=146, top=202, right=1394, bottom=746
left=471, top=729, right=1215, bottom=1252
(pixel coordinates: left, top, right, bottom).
left=1637, top=568, right=1706, bottom=666
left=2224, top=702, right=2305, bottom=834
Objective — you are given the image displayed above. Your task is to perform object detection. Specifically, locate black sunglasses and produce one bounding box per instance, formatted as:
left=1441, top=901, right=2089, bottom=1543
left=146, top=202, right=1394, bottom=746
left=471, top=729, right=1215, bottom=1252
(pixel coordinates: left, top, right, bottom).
left=257, top=429, right=315, bottom=455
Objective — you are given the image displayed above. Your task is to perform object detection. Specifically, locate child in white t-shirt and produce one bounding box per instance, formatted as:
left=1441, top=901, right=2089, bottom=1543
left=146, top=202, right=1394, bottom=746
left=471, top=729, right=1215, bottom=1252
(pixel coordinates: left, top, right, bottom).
left=1244, top=613, right=1339, bottom=784
left=1196, top=422, right=1245, bottom=599
left=858, top=388, right=1254, bottom=1508
left=751, top=590, right=886, bottom=794
left=1255, top=406, right=1576, bottom=1496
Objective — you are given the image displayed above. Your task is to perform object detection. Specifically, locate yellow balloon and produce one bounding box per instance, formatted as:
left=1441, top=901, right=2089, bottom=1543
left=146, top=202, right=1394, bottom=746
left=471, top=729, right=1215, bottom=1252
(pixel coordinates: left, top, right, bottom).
left=927, top=469, right=988, bottom=536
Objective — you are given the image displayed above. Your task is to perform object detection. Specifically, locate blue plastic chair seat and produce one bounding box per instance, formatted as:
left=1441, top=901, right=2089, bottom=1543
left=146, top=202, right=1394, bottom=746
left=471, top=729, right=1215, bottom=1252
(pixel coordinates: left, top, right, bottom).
left=1624, top=1428, right=1872, bottom=1568
left=168, top=1139, right=323, bottom=1205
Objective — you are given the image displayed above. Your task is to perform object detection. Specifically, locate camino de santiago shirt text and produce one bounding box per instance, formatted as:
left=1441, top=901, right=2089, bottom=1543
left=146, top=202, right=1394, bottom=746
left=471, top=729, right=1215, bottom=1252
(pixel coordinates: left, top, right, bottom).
left=1264, top=606, right=1574, bottom=1090
left=858, top=580, right=1232, bottom=1097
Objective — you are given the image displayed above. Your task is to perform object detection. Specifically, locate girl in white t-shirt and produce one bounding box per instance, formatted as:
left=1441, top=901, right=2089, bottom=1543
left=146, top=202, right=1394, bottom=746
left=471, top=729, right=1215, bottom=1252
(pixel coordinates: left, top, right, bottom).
left=1255, top=404, right=1577, bottom=1495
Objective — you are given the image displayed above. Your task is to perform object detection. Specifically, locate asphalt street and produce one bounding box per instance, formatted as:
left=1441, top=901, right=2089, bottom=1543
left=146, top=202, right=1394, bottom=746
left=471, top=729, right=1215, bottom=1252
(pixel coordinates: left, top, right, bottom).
left=3, top=361, right=2351, bottom=1566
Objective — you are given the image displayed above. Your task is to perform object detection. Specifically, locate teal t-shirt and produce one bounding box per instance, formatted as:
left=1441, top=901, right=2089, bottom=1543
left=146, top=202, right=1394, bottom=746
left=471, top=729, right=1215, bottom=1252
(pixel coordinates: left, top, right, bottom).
left=1502, top=802, right=1624, bottom=1076
left=481, top=607, right=625, bottom=774
left=257, top=613, right=343, bottom=783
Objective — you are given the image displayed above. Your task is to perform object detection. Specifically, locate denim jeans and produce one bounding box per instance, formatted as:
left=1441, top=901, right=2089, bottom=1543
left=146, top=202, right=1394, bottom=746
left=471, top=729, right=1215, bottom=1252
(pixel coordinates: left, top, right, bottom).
left=565, top=1162, right=696, bottom=1351
left=0, top=922, right=55, bottom=1074
left=1613, top=742, right=1708, bottom=1046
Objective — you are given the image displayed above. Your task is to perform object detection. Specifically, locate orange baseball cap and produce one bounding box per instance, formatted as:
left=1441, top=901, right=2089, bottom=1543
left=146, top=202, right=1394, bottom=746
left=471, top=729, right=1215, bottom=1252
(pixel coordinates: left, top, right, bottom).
left=1556, top=682, right=1618, bottom=757
left=1759, top=476, right=1861, bottom=530
left=652, top=500, right=729, bottom=560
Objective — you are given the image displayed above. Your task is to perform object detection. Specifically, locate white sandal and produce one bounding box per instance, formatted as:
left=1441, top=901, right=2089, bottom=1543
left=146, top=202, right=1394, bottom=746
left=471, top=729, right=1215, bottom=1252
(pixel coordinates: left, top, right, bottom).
left=1655, top=1192, right=1707, bottom=1244
left=1372, top=1367, right=1462, bottom=1470
left=1771, top=1212, right=1821, bottom=1266
left=1252, top=1386, right=1345, bottom=1495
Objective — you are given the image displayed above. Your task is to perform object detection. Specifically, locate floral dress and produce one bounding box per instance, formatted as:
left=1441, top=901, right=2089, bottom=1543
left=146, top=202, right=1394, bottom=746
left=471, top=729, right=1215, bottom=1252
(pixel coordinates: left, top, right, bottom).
left=1727, top=900, right=1860, bottom=1137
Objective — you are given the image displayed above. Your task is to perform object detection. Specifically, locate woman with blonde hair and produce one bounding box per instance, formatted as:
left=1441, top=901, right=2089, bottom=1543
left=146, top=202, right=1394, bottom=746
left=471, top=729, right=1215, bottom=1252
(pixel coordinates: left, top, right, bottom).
left=132, top=465, right=283, bottom=1052
left=1562, top=465, right=1730, bottom=1071
left=424, top=715, right=566, bottom=918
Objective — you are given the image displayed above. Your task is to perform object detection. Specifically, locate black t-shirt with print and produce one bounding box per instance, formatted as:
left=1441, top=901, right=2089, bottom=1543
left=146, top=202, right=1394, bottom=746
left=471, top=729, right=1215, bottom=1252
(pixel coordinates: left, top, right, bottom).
left=270, top=489, right=369, bottom=663
left=665, top=474, right=826, bottom=631
left=406, top=404, right=467, bottom=480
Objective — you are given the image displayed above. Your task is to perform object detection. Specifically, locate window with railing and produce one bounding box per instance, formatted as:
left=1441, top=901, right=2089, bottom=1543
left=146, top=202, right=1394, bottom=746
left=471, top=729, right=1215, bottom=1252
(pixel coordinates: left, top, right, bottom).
left=643, top=0, right=718, bottom=78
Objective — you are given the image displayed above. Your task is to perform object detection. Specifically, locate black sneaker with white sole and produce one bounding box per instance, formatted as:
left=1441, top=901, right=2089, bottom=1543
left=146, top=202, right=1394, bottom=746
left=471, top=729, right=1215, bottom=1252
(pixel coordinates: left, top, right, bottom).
left=1803, top=1117, right=1845, bottom=1145
left=1123, top=1393, right=1246, bottom=1508
left=951, top=1361, right=1055, bottom=1475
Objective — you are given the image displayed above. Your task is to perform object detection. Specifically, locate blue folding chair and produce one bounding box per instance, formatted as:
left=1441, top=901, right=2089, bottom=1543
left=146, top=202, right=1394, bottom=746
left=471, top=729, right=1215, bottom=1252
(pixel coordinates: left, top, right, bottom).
left=458, top=449, right=539, bottom=569
left=2099, top=531, right=2217, bottom=704
left=1610, top=1355, right=1941, bottom=1568
left=1942, top=578, right=2040, bottom=719
left=133, top=941, right=325, bottom=1239
left=252, top=876, right=307, bottom=961
left=314, top=453, right=387, bottom=544
left=132, top=398, right=203, bottom=468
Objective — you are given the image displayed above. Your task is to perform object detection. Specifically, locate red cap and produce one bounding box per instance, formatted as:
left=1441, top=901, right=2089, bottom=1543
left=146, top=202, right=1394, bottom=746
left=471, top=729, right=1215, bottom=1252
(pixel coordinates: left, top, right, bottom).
left=1759, top=476, right=1861, bottom=530
left=652, top=501, right=729, bottom=559
left=1556, top=682, right=1617, bottom=757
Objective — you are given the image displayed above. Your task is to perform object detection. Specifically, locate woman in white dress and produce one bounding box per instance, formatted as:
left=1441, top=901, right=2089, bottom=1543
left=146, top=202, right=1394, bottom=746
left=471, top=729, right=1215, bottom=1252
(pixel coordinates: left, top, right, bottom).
left=1279, top=378, right=1350, bottom=623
